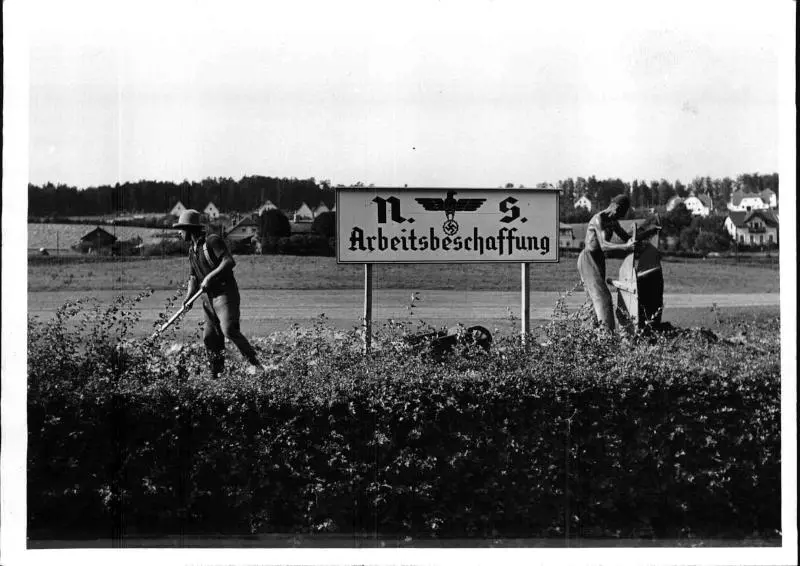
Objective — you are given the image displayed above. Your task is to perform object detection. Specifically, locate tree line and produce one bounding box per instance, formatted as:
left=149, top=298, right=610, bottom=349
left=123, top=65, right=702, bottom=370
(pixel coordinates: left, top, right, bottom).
left=556, top=173, right=778, bottom=223
left=28, top=172, right=777, bottom=221
left=27, top=176, right=334, bottom=217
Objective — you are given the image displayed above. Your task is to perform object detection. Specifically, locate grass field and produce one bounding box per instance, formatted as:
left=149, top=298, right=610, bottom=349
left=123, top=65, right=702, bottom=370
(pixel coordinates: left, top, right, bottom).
left=27, top=253, right=780, bottom=294
left=27, top=222, right=174, bottom=252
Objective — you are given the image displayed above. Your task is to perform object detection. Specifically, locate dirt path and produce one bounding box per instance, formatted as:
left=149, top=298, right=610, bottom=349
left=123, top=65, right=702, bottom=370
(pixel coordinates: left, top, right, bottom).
left=28, top=289, right=781, bottom=338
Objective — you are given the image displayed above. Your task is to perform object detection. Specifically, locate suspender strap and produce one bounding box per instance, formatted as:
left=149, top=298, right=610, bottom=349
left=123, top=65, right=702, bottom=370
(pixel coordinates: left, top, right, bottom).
left=203, top=242, right=215, bottom=268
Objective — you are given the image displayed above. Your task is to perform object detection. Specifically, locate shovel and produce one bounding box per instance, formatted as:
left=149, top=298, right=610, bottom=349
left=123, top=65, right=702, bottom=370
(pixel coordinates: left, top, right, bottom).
left=149, top=288, right=204, bottom=341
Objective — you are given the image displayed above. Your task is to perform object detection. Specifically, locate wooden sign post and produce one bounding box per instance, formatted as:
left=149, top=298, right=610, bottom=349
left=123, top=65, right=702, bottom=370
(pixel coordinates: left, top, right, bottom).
left=363, top=263, right=373, bottom=354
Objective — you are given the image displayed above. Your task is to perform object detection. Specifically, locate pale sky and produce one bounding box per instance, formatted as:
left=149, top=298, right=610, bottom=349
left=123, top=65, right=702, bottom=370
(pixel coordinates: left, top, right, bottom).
left=23, top=0, right=790, bottom=188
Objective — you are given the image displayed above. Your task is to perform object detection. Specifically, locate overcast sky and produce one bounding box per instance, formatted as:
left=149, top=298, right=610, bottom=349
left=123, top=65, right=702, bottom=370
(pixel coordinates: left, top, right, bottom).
left=25, top=0, right=790, bottom=188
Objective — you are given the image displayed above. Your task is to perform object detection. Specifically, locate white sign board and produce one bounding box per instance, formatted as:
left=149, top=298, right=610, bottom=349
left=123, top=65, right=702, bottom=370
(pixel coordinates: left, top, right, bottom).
left=337, top=188, right=559, bottom=263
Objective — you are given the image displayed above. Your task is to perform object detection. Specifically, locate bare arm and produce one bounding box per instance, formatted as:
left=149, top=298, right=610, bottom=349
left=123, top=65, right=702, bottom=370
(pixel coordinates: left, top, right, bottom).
left=595, top=216, right=635, bottom=253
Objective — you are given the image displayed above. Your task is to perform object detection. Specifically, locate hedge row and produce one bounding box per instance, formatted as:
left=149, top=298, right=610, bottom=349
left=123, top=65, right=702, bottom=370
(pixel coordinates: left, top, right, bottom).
left=27, top=298, right=781, bottom=540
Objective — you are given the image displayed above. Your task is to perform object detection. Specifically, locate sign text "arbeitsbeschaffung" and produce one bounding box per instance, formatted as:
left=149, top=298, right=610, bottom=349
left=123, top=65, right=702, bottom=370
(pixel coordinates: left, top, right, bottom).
left=348, top=226, right=551, bottom=256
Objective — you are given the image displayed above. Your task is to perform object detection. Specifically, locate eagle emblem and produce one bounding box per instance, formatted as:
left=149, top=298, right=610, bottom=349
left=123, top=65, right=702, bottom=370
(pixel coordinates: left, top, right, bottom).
left=415, top=191, right=486, bottom=235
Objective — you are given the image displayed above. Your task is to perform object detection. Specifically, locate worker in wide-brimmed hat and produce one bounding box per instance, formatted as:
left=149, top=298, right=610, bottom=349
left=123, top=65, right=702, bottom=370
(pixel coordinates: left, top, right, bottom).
left=173, top=209, right=263, bottom=377
left=577, top=194, right=640, bottom=332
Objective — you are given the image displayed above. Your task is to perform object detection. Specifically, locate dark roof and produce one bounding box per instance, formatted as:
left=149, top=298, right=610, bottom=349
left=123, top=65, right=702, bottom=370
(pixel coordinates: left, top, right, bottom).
left=80, top=226, right=117, bottom=243
left=730, top=189, right=771, bottom=206
left=728, top=209, right=779, bottom=228
left=228, top=215, right=258, bottom=231
left=688, top=193, right=713, bottom=207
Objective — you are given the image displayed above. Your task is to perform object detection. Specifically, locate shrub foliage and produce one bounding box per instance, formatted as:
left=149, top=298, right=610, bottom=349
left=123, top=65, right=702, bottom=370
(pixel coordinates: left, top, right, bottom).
left=28, top=296, right=781, bottom=540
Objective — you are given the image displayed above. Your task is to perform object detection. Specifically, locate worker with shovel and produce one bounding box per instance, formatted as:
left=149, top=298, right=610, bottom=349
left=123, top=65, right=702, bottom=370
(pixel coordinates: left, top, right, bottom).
left=173, top=209, right=263, bottom=377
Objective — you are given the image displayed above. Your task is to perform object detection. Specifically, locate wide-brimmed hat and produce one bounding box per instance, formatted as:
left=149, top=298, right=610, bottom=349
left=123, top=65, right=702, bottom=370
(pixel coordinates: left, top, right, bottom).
left=173, top=209, right=205, bottom=230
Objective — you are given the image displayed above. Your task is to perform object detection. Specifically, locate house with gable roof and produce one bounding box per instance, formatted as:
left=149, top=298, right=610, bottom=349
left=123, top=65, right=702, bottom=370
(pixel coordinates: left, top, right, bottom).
left=574, top=194, right=593, bottom=212
left=727, top=189, right=776, bottom=212
left=225, top=215, right=260, bottom=244
left=170, top=201, right=187, bottom=217
left=255, top=200, right=278, bottom=215
left=293, top=202, right=314, bottom=222
left=204, top=202, right=221, bottom=220
left=724, top=209, right=779, bottom=248
left=683, top=192, right=713, bottom=217
left=313, top=202, right=331, bottom=217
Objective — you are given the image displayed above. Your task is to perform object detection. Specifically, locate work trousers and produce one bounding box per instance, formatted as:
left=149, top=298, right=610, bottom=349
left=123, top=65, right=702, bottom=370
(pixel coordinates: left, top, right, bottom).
left=577, top=248, right=615, bottom=331
left=202, top=289, right=259, bottom=377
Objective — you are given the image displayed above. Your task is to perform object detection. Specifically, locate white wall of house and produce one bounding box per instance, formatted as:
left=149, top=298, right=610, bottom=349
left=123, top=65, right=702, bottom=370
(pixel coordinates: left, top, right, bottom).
left=170, top=201, right=187, bottom=216
left=256, top=201, right=278, bottom=215
left=293, top=202, right=314, bottom=221
left=725, top=216, right=779, bottom=246
left=728, top=196, right=769, bottom=212
left=314, top=203, right=330, bottom=217
left=204, top=202, right=220, bottom=220
left=683, top=196, right=710, bottom=217
left=574, top=195, right=592, bottom=211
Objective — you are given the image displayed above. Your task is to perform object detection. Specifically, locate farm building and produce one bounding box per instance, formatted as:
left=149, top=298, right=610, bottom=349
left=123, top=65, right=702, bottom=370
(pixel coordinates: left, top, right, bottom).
left=170, top=201, right=187, bottom=217
left=225, top=216, right=260, bottom=242
left=75, top=226, right=117, bottom=254
left=574, top=194, right=593, bottom=211
left=204, top=202, right=221, bottom=220
left=724, top=209, right=779, bottom=248
left=727, top=189, right=776, bottom=212
left=683, top=192, right=712, bottom=217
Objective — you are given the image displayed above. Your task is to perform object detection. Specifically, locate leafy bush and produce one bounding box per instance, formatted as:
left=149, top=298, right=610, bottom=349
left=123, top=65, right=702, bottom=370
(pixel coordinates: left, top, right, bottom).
left=259, top=209, right=291, bottom=239
left=28, top=298, right=781, bottom=540
left=311, top=211, right=336, bottom=238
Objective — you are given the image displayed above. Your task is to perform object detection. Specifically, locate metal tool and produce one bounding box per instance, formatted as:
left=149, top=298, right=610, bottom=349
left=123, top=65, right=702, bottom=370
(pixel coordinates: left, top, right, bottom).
left=149, top=288, right=204, bottom=340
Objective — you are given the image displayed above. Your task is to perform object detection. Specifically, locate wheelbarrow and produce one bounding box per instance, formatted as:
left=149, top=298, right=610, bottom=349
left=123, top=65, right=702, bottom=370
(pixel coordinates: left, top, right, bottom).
left=608, top=223, right=664, bottom=332
left=404, top=325, right=493, bottom=361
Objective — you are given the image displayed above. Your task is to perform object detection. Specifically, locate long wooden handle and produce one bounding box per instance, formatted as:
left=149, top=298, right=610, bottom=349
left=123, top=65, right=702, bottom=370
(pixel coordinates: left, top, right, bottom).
left=151, top=289, right=204, bottom=338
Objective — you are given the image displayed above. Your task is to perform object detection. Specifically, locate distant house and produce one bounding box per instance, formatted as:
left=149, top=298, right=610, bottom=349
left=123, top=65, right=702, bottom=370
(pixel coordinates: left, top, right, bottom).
left=560, top=219, right=660, bottom=250
left=574, top=195, right=593, bottom=212
left=724, top=209, right=779, bottom=248
left=665, top=196, right=684, bottom=212
left=204, top=202, right=221, bottom=220
left=225, top=215, right=260, bottom=243
left=77, top=226, right=117, bottom=255
left=683, top=192, right=712, bottom=217
left=313, top=202, right=331, bottom=217
left=560, top=223, right=589, bottom=249
left=255, top=200, right=278, bottom=215
left=170, top=201, right=187, bottom=217
left=727, top=189, right=776, bottom=212
left=559, top=223, right=575, bottom=249
left=293, top=202, right=314, bottom=222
